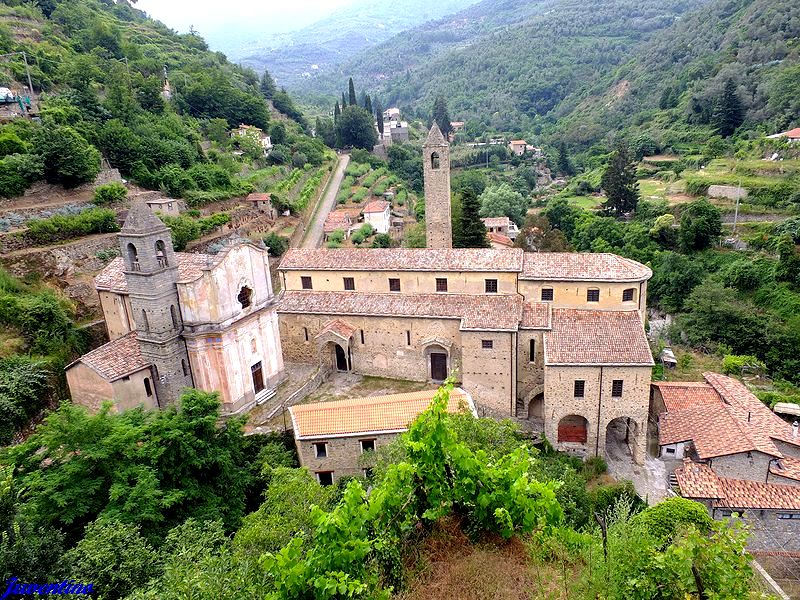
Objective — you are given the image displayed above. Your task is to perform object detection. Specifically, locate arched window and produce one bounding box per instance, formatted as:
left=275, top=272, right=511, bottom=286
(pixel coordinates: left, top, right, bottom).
left=127, top=243, right=140, bottom=271
left=141, top=309, right=149, bottom=331
left=170, top=305, right=179, bottom=328
left=238, top=286, right=253, bottom=309
left=155, top=240, right=168, bottom=267
left=143, top=377, right=152, bottom=397
left=430, top=152, right=440, bottom=170
left=181, top=359, right=189, bottom=376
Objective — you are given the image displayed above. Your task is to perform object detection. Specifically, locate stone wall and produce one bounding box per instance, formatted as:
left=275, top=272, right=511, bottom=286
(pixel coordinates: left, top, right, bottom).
left=710, top=451, right=774, bottom=482
left=461, top=330, right=515, bottom=417
left=295, top=432, right=398, bottom=482
left=0, top=232, right=118, bottom=277
left=708, top=184, right=748, bottom=201
left=517, top=330, right=545, bottom=408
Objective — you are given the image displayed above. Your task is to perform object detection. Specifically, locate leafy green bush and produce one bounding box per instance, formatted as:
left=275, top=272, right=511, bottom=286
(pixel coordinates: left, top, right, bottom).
left=344, top=162, right=370, bottom=178
left=326, top=229, right=345, bottom=244
left=721, top=354, right=765, bottom=375
left=34, top=125, right=101, bottom=187
left=371, top=233, right=391, bottom=248
left=631, top=497, right=713, bottom=545
left=582, top=456, right=607, bottom=479
left=263, top=232, right=288, bottom=256
left=160, top=214, right=200, bottom=251
left=26, top=207, right=119, bottom=244
left=92, top=181, right=127, bottom=205
left=351, top=223, right=374, bottom=245
left=0, top=153, right=43, bottom=198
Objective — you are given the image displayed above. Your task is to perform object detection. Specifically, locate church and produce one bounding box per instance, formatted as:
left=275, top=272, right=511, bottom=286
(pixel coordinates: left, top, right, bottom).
left=67, top=123, right=654, bottom=464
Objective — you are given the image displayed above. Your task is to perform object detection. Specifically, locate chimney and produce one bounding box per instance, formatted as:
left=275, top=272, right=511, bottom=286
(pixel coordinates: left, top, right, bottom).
left=793, top=421, right=799, bottom=438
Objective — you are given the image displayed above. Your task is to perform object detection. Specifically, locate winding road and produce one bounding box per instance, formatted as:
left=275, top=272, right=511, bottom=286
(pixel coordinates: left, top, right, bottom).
left=301, top=154, right=350, bottom=248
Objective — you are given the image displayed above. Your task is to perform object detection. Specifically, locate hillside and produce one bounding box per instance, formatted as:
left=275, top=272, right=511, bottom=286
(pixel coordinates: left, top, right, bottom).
left=291, top=0, right=709, bottom=130
left=233, top=0, right=480, bottom=91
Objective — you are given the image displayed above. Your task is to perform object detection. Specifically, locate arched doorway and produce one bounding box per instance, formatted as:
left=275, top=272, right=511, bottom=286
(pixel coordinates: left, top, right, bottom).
left=528, top=393, right=544, bottom=420
left=334, top=343, right=349, bottom=372
left=557, top=415, right=588, bottom=444
left=423, top=344, right=449, bottom=381
left=605, top=417, right=638, bottom=461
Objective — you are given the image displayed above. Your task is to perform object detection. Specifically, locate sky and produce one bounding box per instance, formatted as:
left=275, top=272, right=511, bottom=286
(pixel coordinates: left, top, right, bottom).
left=136, top=0, right=355, bottom=53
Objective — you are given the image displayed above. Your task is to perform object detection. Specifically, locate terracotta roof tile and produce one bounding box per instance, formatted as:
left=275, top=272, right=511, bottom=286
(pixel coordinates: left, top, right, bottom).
left=482, top=216, right=511, bottom=228
left=95, top=253, right=213, bottom=293
left=316, top=318, right=357, bottom=341
left=363, top=200, right=390, bottom=213
left=246, top=193, right=271, bottom=202
left=653, top=381, right=724, bottom=412
left=278, top=291, right=523, bottom=331
left=660, top=404, right=755, bottom=459
left=675, top=461, right=724, bottom=499
left=278, top=248, right=524, bottom=273
left=771, top=456, right=800, bottom=483
left=544, top=309, right=653, bottom=365
left=521, top=252, right=652, bottom=282
left=290, top=388, right=474, bottom=438
left=323, top=211, right=354, bottom=233
left=70, top=332, right=150, bottom=381
left=487, top=232, right=514, bottom=247
left=521, top=302, right=550, bottom=329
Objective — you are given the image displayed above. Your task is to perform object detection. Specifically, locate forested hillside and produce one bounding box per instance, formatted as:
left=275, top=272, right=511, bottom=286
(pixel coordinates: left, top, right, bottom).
left=294, top=0, right=708, bottom=132
left=235, top=0, right=480, bottom=91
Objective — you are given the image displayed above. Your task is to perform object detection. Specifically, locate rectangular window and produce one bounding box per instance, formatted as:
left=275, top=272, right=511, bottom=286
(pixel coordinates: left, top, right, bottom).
left=144, top=377, right=152, bottom=397
left=611, top=380, right=624, bottom=397
left=777, top=513, right=800, bottom=520
left=251, top=362, right=265, bottom=394
left=529, top=339, right=535, bottom=362
left=587, top=289, right=600, bottom=302
left=343, top=277, right=355, bottom=291
left=316, top=471, right=333, bottom=486
left=389, top=278, right=401, bottom=292
left=303, top=327, right=309, bottom=342
left=314, top=442, right=328, bottom=458
left=360, top=439, right=376, bottom=453
left=623, top=288, right=635, bottom=302
left=406, top=330, right=411, bottom=346
left=360, top=329, right=365, bottom=344
left=435, top=278, right=448, bottom=292
left=541, top=288, right=554, bottom=302
left=481, top=340, right=493, bottom=349
left=301, top=276, right=312, bottom=290
left=485, top=279, right=498, bottom=293
left=665, top=447, right=676, bottom=455
left=574, top=380, right=585, bottom=398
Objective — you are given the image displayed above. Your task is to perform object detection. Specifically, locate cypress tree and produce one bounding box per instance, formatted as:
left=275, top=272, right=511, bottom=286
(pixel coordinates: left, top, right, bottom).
left=432, top=96, right=452, bottom=137
left=600, top=141, right=639, bottom=217
left=556, top=142, right=574, bottom=176
left=375, top=100, right=384, bottom=135
left=259, top=70, right=276, bottom=99
left=348, top=78, right=357, bottom=106
left=711, top=78, right=744, bottom=137
left=334, top=101, right=341, bottom=123
left=458, top=189, right=489, bottom=248
left=341, top=92, right=348, bottom=110
left=364, top=94, right=373, bottom=116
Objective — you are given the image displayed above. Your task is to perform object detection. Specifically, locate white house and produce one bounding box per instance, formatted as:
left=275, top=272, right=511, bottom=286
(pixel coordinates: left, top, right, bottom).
left=363, top=200, right=391, bottom=234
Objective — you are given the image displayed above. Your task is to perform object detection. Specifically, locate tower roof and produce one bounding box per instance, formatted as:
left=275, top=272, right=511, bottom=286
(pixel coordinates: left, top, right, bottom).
left=121, top=201, right=169, bottom=234
left=425, top=123, right=447, bottom=146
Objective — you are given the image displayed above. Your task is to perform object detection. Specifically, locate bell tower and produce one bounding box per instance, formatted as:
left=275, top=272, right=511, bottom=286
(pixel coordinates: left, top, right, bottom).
left=423, top=123, right=452, bottom=248
left=118, top=202, right=193, bottom=406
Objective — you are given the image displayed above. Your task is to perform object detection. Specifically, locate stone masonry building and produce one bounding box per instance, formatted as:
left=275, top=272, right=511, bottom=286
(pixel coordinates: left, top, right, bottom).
left=66, top=203, right=285, bottom=414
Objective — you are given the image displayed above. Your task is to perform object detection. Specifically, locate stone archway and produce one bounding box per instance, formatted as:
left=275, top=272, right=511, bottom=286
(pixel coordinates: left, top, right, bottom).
left=557, top=414, right=588, bottom=444
left=605, top=416, right=640, bottom=462
left=421, top=339, right=452, bottom=383
left=315, top=319, right=356, bottom=375
left=528, top=393, right=544, bottom=420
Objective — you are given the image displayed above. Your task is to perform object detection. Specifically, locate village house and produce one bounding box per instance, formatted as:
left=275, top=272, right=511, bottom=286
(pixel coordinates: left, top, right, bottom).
left=232, top=123, right=273, bottom=154
left=487, top=231, right=514, bottom=248
left=362, top=199, right=391, bottom=234
left=508, top=140, right=527, bottom=156
left=289, top=388, right=476, bottom=483
left=144, top=197, right=184, bottom=217
left=383, top=107, right=401, bottom=122
left=66, top=203, right=285, bottom=414
left=481, top=216, right=519, bottom=240
left=767, top=127, right=800, bottom=143
left=389, top=120, right=409, bottom=143
left=323, top=208, right=361, bottom=241
left=244, top=193, right=278, bottom=219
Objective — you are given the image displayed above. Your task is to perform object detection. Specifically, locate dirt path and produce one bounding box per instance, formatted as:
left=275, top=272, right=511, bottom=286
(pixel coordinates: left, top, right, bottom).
left=301, top=154, right=350, bottom=249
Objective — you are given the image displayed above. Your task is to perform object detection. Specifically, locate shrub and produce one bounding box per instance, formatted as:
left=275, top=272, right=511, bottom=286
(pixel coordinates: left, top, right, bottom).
left=197, top=212, right=230, bottom=235
left=325, top=240, right=342, bottom=248
left=582, top=456, right=607, bottom=479
left=92, top=182, right=127, bottom=205
left=327, top=230, right=345, bottom=244
left=160, top=214, right=200, bottom=251
left=0, top=153, right=43, bottom=198
left=263, top=232, right=288, bottom=256
left=33, top=125, right=101, bottom=187
left=722, top=354, right=765, bottom=375
left=371, top=233, right=391, bottom=248
left=631, top=497, right=713, bottom=545
left=26, top=207, right=119, bottom=244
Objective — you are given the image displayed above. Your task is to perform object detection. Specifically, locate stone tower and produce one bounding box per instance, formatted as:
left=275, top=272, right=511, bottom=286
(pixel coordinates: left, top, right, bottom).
left=423, top=123, right=452, bottom=248
left=118, top=202, right=193, bottom=406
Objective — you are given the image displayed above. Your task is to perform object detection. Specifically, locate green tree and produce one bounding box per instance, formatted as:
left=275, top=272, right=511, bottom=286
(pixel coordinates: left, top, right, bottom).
left=432, top=96, right=452, bottom=137
left=556, top=141, right=574, bottom=176
left=678, top=199, right=722, bottom=252
left=457, top=189, right=489, bottom=248
left=341, top=92, right=348, bottom=111
left=403, top=222, right=426, bottom=247
left=269, top=121, right=287, bottom=146
left=348, top=77, right=357, bottom=106
left=364, top=94, right=372, bottom=115
left=711, top=78, right=744, bottom=137
left=93, top=181, right=128, bottom=205
left=336, top=105, right=377, bottom=150
left=65, top=520, right=160, bottom=600
left=371, top=233, right=391, bottom=248
left=333, top=101, right=341, bottom=123
left=375, top=99, right=384, bottom=136
left=0, top=131, right=28, bottom=157
left=515, top=214, right=570, bottom=252
left=259, top=70, right=276, bottom=99
left=451, top=169, right=487, bottom=197
left=775, top=234, right=800, bottom=286
left=479, top=183, right=528, bottom=225
left=314, top=117, right=336, bottom=148
left=34, top=125, right=101, bottom=187
left=649, top=251, right=707, bottom=312
left=600, top=141, right=639, bottom=217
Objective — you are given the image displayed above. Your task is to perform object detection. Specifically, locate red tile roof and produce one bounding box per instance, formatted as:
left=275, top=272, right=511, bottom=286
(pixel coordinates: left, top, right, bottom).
left=658, top=373, right=800, bottom=460
left=482, top=216, right=511, bottom=228
left=521, top=302, right=550, bottom=329
left=781, top=127, right=800, bottom=139
left=95, top=254, right=212, bottom=293
left=68, top=332, right=150, bottom=381
left=521, top=252, right=652, bottom=282
left=363, top=200, right=390, bottom=213
left=544, top=309, right=653, bottom=366
left=290, top=388, right=475, bottom=438
left=279, top=248, right=524, bottom=273
left=316, top=318, right=357, bottom=341
left=771, top=456, right=800, bottom=483
left=278, top=291, right=523, bottom=331
left=676, top=460, right=800, bottom=510
left=653, top=381, right=724, bottom=412
left=487, top=232, right=514, bottom=247
left=246, top=193, right=271, bottom=202
left=323, top=211, right=354, bottom=233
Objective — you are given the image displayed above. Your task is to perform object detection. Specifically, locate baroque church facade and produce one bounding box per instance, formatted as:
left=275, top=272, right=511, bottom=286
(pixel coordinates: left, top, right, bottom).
left=68, top=124, right=654, bottom=464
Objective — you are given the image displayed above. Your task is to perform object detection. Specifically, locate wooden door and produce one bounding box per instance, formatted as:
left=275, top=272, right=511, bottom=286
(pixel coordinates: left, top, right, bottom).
left=430, top=353, right=447, bottom=381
